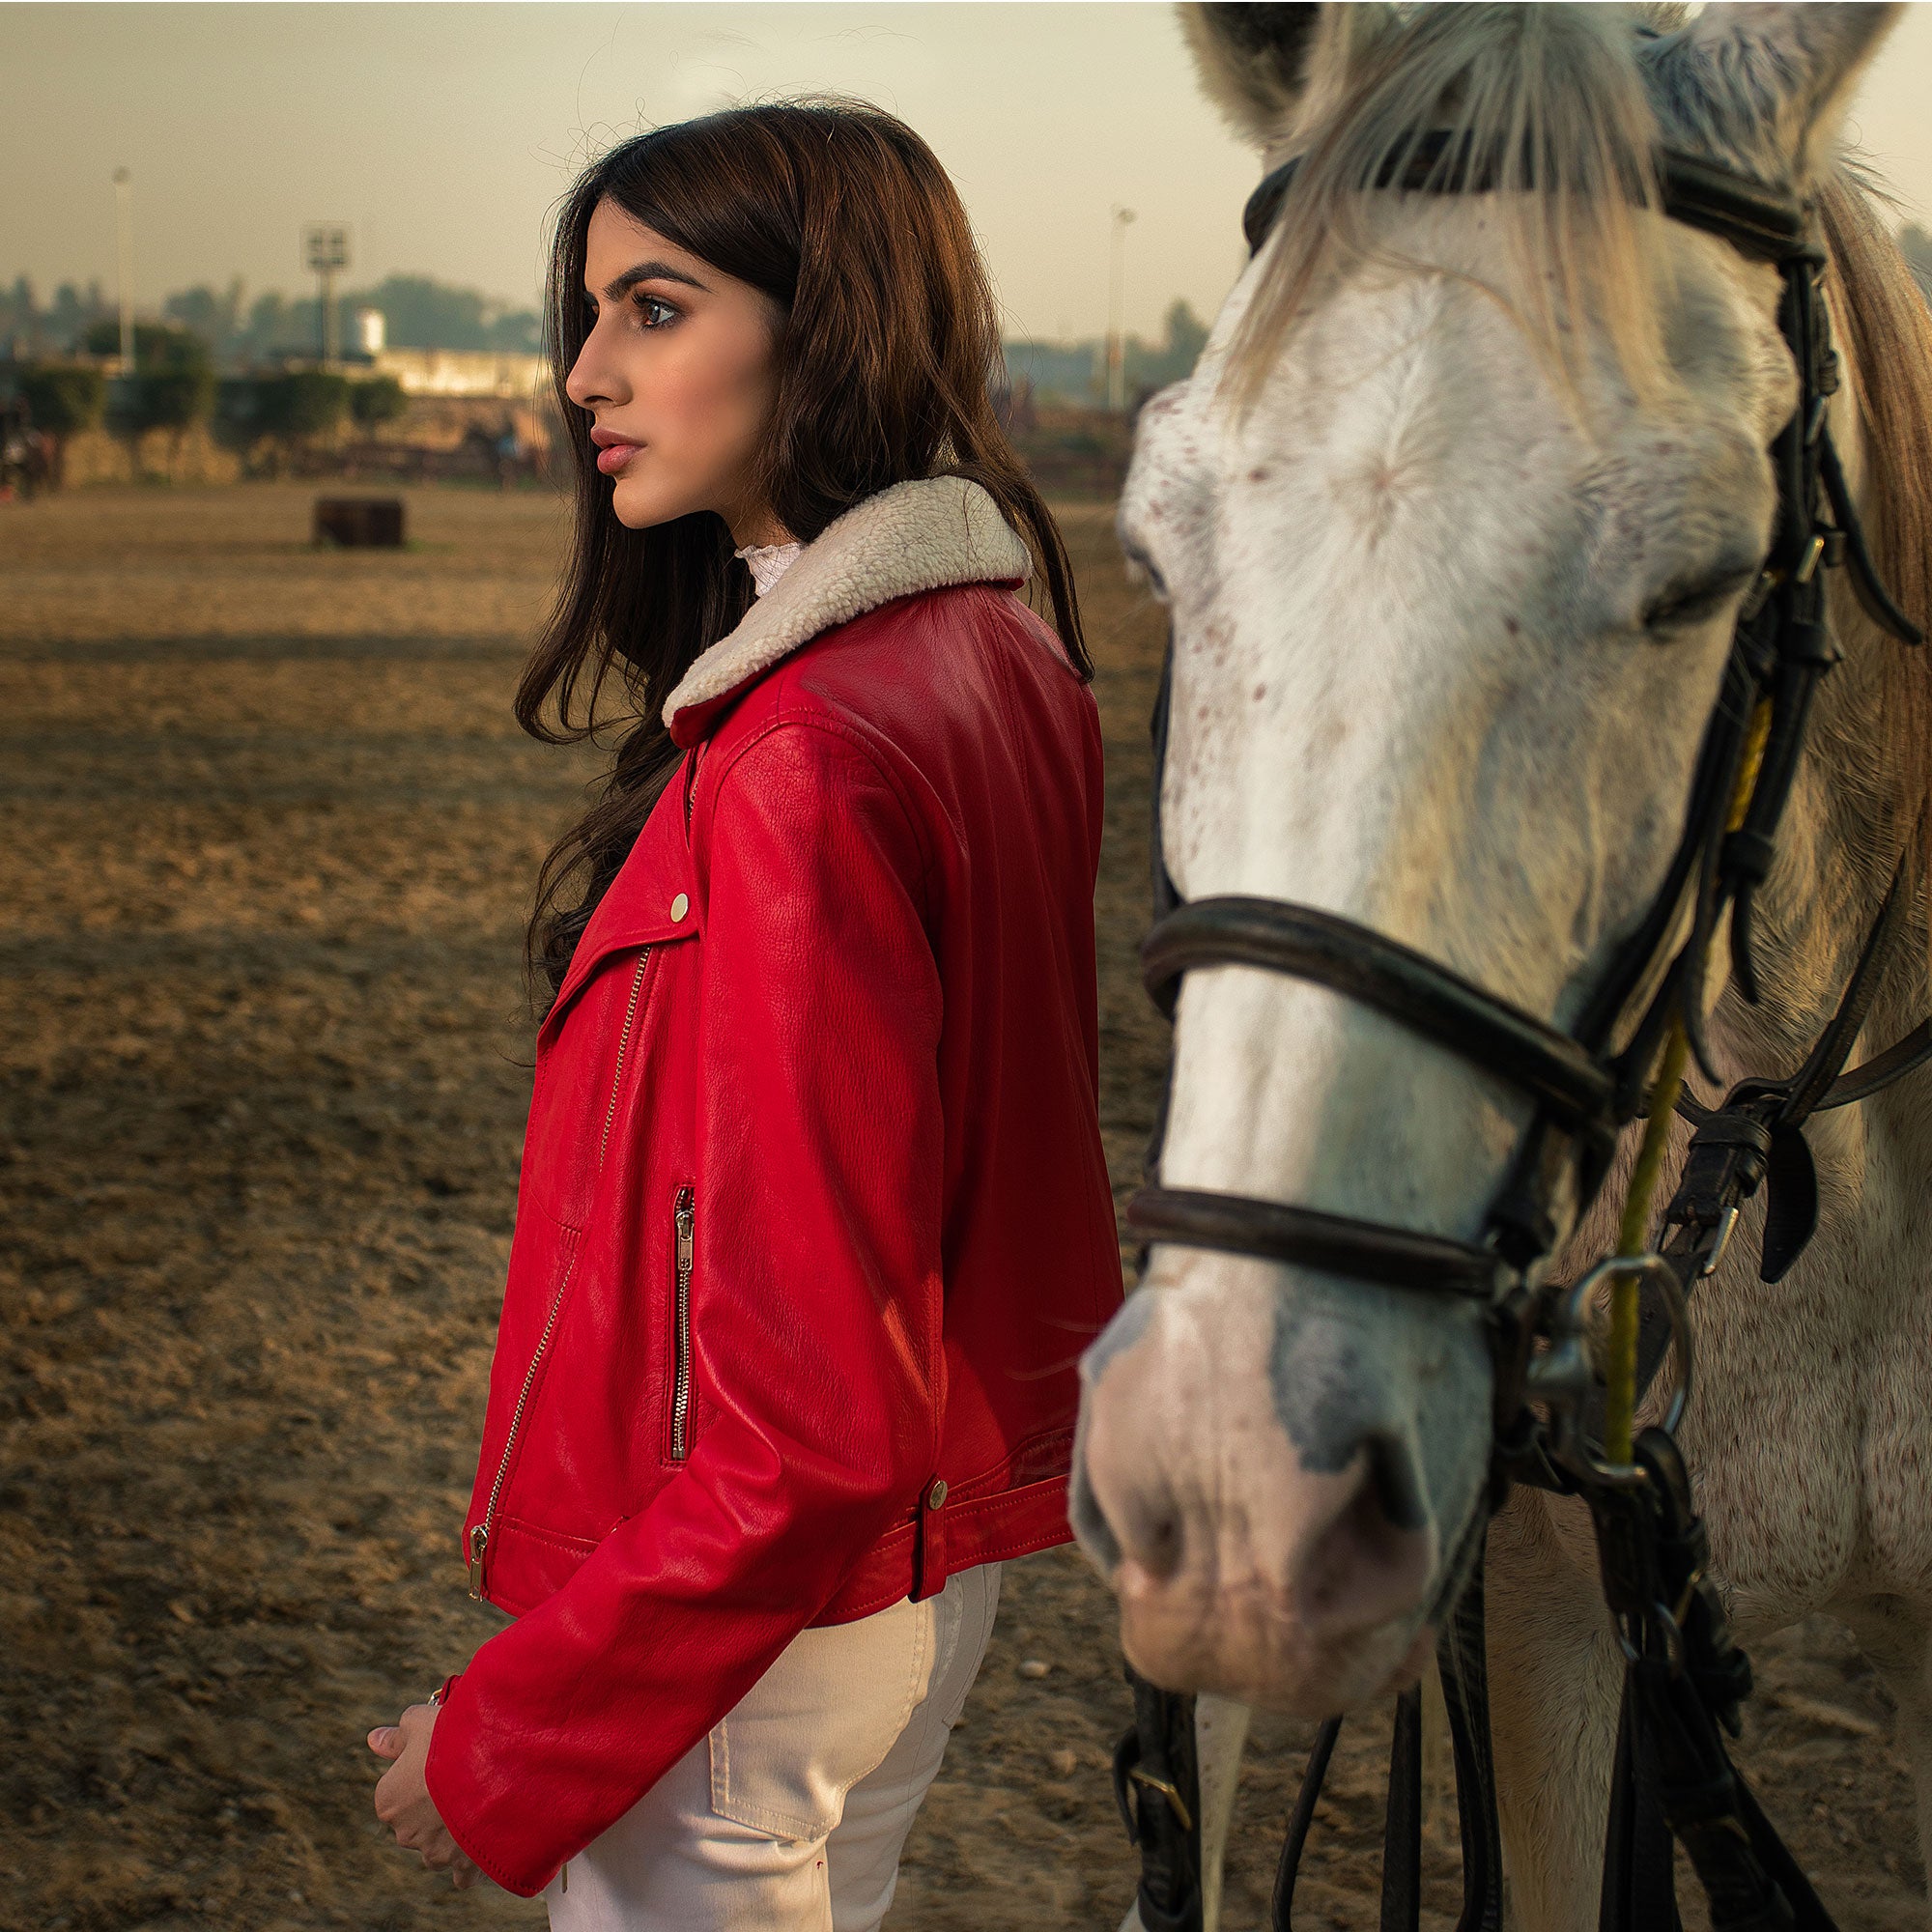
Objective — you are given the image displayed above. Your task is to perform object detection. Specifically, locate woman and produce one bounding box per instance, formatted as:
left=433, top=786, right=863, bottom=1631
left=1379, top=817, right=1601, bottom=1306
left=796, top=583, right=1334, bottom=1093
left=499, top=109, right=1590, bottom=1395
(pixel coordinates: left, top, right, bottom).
left=365, top=100, right=1122, bottom=1928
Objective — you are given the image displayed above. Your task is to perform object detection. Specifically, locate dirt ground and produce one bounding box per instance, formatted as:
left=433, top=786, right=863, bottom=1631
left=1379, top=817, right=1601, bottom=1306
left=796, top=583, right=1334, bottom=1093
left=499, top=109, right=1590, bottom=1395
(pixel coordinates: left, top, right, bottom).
left=0, top=484, right=1921, bottom=1930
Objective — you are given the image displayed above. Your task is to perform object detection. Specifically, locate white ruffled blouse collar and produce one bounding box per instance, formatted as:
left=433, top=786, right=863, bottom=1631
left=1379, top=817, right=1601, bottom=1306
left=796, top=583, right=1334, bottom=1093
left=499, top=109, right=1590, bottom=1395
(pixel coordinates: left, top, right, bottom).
left=734, top=539, right=803, bottom=598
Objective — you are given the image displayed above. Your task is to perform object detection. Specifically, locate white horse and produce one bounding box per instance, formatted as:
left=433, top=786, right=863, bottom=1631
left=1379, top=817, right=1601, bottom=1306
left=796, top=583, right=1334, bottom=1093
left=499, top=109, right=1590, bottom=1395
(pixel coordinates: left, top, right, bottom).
left=1075, top=5, right=1932, bottom=1925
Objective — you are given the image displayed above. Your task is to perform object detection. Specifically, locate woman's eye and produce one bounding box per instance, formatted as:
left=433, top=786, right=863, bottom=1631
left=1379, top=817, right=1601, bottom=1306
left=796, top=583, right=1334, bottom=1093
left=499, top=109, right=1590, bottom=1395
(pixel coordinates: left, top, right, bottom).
left=635, top=295, right=679, bottom=330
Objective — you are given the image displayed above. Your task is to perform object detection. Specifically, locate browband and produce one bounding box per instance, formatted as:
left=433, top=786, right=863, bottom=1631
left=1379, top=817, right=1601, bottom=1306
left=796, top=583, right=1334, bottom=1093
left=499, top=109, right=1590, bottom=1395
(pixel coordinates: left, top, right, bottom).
left=1240, top=132, right=1811, bottom=265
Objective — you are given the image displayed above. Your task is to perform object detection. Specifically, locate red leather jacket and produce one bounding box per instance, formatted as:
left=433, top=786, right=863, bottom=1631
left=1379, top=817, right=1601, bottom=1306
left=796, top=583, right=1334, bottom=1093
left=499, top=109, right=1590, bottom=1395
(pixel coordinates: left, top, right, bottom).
left=425, top=480, right=1122, bottom=1894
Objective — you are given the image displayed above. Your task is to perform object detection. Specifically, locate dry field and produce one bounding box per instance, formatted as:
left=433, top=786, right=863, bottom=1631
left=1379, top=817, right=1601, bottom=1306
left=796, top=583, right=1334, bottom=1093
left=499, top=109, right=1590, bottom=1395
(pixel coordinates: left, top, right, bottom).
left=0, top=483, right=1920, bottom=1931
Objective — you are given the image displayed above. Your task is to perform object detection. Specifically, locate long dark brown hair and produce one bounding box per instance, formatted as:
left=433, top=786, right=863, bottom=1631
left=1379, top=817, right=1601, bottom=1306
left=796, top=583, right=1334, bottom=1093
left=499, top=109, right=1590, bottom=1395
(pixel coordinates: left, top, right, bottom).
left=519, top=99, right=1089, bottom=999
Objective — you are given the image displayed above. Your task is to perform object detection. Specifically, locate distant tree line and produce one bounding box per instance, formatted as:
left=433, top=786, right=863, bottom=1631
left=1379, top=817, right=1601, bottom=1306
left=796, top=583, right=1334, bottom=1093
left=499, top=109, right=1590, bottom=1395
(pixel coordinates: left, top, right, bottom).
left=2, top=269, right=1209, bottom=397
left=1, top=271, right=542, bottom=365
left=1003, top=298, right=1211, bottom=408
left=5, top=320, right=409, bottom=484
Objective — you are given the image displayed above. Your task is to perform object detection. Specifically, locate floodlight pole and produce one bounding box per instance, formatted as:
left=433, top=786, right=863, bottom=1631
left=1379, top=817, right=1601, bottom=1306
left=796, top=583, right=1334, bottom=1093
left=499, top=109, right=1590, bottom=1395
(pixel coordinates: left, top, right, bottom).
left=1106, top=206, right=1136, bottom=413
left=303, top=225, right=352, bottom=367
left=112, top=168, right=134, bottom=374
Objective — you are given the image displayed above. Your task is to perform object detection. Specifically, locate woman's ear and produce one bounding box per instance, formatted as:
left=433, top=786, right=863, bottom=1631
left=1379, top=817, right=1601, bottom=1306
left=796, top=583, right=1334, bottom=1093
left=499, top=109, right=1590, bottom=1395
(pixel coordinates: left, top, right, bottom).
left=1641, top=2, right=1902, bottom=186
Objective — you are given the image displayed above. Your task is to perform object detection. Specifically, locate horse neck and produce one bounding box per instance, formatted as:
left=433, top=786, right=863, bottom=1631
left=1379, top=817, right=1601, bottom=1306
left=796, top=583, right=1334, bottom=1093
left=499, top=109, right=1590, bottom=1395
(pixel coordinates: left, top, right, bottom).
left=1712, top=292, right=1930, bottom=1115
left=1711, top=666, right=1923, bottom=1102
left=1569, top=436, right=1931, bottom=1280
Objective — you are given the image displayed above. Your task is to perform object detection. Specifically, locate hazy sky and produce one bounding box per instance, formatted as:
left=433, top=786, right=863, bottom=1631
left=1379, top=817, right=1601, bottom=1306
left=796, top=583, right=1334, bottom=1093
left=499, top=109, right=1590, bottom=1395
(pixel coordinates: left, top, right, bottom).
left=5, top=2, right=1930, bottom=343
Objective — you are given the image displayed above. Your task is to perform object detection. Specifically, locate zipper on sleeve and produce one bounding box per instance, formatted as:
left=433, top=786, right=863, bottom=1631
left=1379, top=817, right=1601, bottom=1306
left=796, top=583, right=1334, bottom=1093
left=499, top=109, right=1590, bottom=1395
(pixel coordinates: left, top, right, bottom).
left=469, top=950, right=650, bottom=1600
left=671, top=1187, right=695, bottom=1462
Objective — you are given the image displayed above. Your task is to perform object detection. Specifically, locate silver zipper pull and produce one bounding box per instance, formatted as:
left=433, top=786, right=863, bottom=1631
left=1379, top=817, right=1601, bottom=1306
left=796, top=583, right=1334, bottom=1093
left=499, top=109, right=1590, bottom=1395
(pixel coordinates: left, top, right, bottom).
left=672, top=1190, right=696, bottom=1461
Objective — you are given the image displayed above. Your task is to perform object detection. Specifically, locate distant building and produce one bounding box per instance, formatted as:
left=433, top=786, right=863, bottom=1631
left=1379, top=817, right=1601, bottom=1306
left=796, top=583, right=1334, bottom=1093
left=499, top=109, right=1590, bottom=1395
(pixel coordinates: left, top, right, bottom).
left=355, top=307, right=386, bottom=355
left=369, top=347, right=546, bottom=399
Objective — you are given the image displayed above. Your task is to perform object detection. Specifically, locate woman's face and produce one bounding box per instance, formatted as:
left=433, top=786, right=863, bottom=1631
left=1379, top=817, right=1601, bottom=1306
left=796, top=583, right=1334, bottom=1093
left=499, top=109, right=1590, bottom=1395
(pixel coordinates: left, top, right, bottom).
left=565, top=196, right=788, bottom=543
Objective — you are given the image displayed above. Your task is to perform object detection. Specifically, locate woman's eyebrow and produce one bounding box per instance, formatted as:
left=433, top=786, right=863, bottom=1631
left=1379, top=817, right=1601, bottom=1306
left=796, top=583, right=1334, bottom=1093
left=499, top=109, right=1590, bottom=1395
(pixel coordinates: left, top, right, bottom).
left=600, top=259, right=709, bottom=301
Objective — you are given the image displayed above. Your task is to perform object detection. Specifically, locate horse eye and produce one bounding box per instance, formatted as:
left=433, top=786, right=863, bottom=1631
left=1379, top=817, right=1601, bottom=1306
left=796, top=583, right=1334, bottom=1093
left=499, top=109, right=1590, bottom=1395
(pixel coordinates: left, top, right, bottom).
left=1123, top=543, right=1169, bottom=601
left=1641, top=568, right=1756, bottom=637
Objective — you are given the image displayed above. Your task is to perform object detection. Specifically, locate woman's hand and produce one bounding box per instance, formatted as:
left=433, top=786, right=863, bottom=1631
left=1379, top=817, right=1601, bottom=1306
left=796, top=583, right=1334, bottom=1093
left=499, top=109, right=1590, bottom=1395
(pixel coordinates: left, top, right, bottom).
left=368, top=1702, right=481, bottom=1889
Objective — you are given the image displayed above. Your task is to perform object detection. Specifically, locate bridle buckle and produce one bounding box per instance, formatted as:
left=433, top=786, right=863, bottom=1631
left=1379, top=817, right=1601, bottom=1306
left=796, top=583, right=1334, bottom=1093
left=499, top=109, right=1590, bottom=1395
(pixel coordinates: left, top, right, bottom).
left=1522, top=1254, right=1694, bottom=1485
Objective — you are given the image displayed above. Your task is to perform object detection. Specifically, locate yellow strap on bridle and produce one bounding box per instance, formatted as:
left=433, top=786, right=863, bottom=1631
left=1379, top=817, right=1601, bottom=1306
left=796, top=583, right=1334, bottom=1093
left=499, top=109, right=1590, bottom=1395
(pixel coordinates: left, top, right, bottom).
left=1602, top=696, right=1773, bottom=1465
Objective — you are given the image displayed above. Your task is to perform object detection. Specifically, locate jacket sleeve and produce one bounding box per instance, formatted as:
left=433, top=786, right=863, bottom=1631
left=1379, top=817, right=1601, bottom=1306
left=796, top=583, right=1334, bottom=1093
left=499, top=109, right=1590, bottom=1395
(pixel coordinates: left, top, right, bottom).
left=425, top=720, right=947, bottom=1895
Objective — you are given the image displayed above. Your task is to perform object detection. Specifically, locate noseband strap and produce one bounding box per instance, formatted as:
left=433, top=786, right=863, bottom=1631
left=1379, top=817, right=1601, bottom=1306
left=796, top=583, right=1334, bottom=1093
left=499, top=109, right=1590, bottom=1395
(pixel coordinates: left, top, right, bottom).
left=1144, top=898, right=1616, bottom=1134
left=1126, top=1186, right=1502, bottom=1298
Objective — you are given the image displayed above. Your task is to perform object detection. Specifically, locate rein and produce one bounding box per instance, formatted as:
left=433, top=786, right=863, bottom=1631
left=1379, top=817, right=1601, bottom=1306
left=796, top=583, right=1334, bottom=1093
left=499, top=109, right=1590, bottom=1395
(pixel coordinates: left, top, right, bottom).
left=1112, top=135, right=1928, bottom=1932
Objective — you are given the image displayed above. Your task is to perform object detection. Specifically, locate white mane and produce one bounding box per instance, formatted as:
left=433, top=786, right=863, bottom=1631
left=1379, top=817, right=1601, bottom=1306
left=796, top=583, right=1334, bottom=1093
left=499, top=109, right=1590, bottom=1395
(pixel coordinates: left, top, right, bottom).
left=1218, top=5, right=1670, bottom=411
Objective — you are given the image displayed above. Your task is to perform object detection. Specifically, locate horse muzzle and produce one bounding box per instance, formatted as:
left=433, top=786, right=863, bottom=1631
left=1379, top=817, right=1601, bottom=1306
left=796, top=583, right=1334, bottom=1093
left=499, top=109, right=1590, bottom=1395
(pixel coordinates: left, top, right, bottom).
left=1072, top=1259, right=1482, bottom=1716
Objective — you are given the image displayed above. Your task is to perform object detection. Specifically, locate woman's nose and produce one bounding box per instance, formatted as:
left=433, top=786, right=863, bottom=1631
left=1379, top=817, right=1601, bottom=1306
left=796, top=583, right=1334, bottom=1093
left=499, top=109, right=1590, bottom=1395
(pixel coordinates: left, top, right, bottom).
left=564, top=323, right=624, bottom=412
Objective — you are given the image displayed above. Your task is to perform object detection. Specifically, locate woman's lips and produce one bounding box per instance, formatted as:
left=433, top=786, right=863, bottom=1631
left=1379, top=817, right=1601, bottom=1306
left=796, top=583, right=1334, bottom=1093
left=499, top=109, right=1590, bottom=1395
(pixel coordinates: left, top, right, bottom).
left=595, top=440, right=642, bottom=475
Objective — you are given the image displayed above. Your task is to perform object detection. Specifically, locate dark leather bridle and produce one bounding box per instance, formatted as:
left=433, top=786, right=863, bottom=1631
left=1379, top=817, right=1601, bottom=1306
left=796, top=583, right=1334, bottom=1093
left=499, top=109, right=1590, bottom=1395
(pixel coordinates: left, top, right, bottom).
left=1128, top=131, right=1924, bottom=1320
left=1110, top=130, right=1930, bottom=1932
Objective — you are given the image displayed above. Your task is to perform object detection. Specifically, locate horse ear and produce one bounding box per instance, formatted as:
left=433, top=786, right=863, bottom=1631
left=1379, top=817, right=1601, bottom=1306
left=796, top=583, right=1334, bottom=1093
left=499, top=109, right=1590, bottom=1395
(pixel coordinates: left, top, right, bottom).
left=1647, top=2, right=1902, bottom=183
left=1177, top=4, right=1327, bottom=147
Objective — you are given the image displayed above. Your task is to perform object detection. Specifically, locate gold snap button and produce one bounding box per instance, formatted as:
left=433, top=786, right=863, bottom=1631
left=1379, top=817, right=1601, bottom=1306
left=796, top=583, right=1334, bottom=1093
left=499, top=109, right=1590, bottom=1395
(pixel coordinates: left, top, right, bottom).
left=926, top=1478, right=948, bottom=1510
left=669, top=893, right=689, bottom=922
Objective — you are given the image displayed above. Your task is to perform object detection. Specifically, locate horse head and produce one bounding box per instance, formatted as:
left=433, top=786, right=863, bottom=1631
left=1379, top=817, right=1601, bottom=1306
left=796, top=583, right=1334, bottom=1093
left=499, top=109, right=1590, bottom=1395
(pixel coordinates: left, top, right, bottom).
left=1074, top=1, right=1905, bottom=1718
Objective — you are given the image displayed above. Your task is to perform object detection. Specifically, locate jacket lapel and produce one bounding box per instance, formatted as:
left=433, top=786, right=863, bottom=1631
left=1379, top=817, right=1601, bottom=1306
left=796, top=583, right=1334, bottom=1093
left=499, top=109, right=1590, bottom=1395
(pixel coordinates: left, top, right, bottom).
left=540, top=777, right=702, bottom=1040
left=663, top=476, right=1030, bottom=748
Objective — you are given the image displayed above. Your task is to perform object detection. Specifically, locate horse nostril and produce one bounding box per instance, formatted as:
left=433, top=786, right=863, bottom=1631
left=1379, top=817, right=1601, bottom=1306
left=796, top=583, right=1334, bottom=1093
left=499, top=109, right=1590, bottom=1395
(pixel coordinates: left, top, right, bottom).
left=1069, top=1453, right=1124, bottom=1575
left=1103, top=1478, right=1189, bottom=1581
left=1140, top=1513, right=1184, bottom=1581
left=1072, top=1432, right=1190, bottom=1583
left=1365, top=1432, right=1426, bottom=1532
left=1295, top=1444, right=1434, bottom=1637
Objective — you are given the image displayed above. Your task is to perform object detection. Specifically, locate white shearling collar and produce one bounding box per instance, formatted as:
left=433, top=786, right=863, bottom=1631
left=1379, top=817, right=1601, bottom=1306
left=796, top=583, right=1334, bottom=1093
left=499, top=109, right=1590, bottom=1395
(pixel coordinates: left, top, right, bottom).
left=664, top=476, right=1031, bottom=746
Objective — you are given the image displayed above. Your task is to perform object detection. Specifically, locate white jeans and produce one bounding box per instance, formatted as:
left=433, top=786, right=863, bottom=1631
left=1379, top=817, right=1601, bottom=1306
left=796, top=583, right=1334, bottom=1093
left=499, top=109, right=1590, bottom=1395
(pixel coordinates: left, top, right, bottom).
left=545, top=1563, right=1002, bottom=1932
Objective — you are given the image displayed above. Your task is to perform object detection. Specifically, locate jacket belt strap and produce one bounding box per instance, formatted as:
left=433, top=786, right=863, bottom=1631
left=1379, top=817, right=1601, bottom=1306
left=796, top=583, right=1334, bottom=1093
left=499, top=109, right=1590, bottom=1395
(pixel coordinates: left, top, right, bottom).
left=911, top=1476, right=950, bottom=1602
